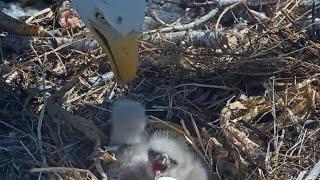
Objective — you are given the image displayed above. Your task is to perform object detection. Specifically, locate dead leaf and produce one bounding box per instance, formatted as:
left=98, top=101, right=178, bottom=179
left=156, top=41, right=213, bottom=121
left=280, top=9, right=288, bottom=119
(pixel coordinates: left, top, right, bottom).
left=90, top=148, right=117, bottom=163
left=220, top=79, right=320, bottom=167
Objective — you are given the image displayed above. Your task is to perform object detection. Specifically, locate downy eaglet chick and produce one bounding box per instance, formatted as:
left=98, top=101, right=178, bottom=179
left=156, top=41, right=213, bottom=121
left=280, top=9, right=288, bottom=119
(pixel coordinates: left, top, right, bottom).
left=107, top=99, right=151, bottom=180
left=107, top=99, right=208, bottom=180
left=148, top=131, right=208, bottom=180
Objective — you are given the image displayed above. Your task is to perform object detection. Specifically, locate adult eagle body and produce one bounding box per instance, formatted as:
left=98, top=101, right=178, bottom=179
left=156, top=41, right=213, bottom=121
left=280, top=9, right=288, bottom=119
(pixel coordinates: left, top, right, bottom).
left=71, top=0, right=145, bottom=85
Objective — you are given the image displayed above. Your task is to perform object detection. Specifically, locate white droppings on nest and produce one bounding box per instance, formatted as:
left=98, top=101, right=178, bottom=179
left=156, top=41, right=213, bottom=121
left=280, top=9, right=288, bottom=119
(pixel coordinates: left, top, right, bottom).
left=0, top=1, right=39, bottom=18
left=142, top=0, right=196, bottom=31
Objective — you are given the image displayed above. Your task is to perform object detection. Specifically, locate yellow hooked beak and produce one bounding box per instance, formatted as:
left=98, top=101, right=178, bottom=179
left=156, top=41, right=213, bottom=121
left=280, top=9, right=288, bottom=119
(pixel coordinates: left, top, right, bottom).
left=88, top=21, right=139, bottom=85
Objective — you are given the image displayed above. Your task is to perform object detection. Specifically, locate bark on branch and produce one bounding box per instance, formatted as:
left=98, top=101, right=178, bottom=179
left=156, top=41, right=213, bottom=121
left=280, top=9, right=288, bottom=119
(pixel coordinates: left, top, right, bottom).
left=0, top=11, right=44, bottom=36
left=143, top=30, right=227, bottom=48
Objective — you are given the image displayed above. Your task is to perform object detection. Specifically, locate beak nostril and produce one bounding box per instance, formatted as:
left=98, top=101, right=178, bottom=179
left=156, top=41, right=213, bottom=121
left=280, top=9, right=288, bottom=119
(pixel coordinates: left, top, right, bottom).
left=116, top=16, right=123, bottom=24
left=95, top=11, right=105, bottom=22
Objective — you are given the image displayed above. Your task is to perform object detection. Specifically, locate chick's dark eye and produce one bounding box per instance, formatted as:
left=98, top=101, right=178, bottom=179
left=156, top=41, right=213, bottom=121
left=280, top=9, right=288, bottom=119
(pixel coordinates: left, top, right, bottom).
left=148, top=149, right=160, bottom=159
left=169, top=158, right=177, bottom=165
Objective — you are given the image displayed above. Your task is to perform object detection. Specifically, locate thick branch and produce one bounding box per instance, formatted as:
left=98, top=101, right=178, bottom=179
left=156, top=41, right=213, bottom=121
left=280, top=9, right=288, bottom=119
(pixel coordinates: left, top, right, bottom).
left=144, top=8, right=219, bottom=34
left=0, top=11, right=44, bottom=36
left=143, top=30, right=227, bottom=48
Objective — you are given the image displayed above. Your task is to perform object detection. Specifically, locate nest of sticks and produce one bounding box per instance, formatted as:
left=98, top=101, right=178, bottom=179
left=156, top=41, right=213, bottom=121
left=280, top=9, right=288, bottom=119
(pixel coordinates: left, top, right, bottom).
left=0, top=0, right=320, bottom=179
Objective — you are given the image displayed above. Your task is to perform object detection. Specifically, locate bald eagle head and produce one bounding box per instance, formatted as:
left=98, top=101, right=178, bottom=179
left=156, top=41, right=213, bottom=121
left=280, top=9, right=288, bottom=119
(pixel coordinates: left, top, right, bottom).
left=71, top=0, right=145, bottom=84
